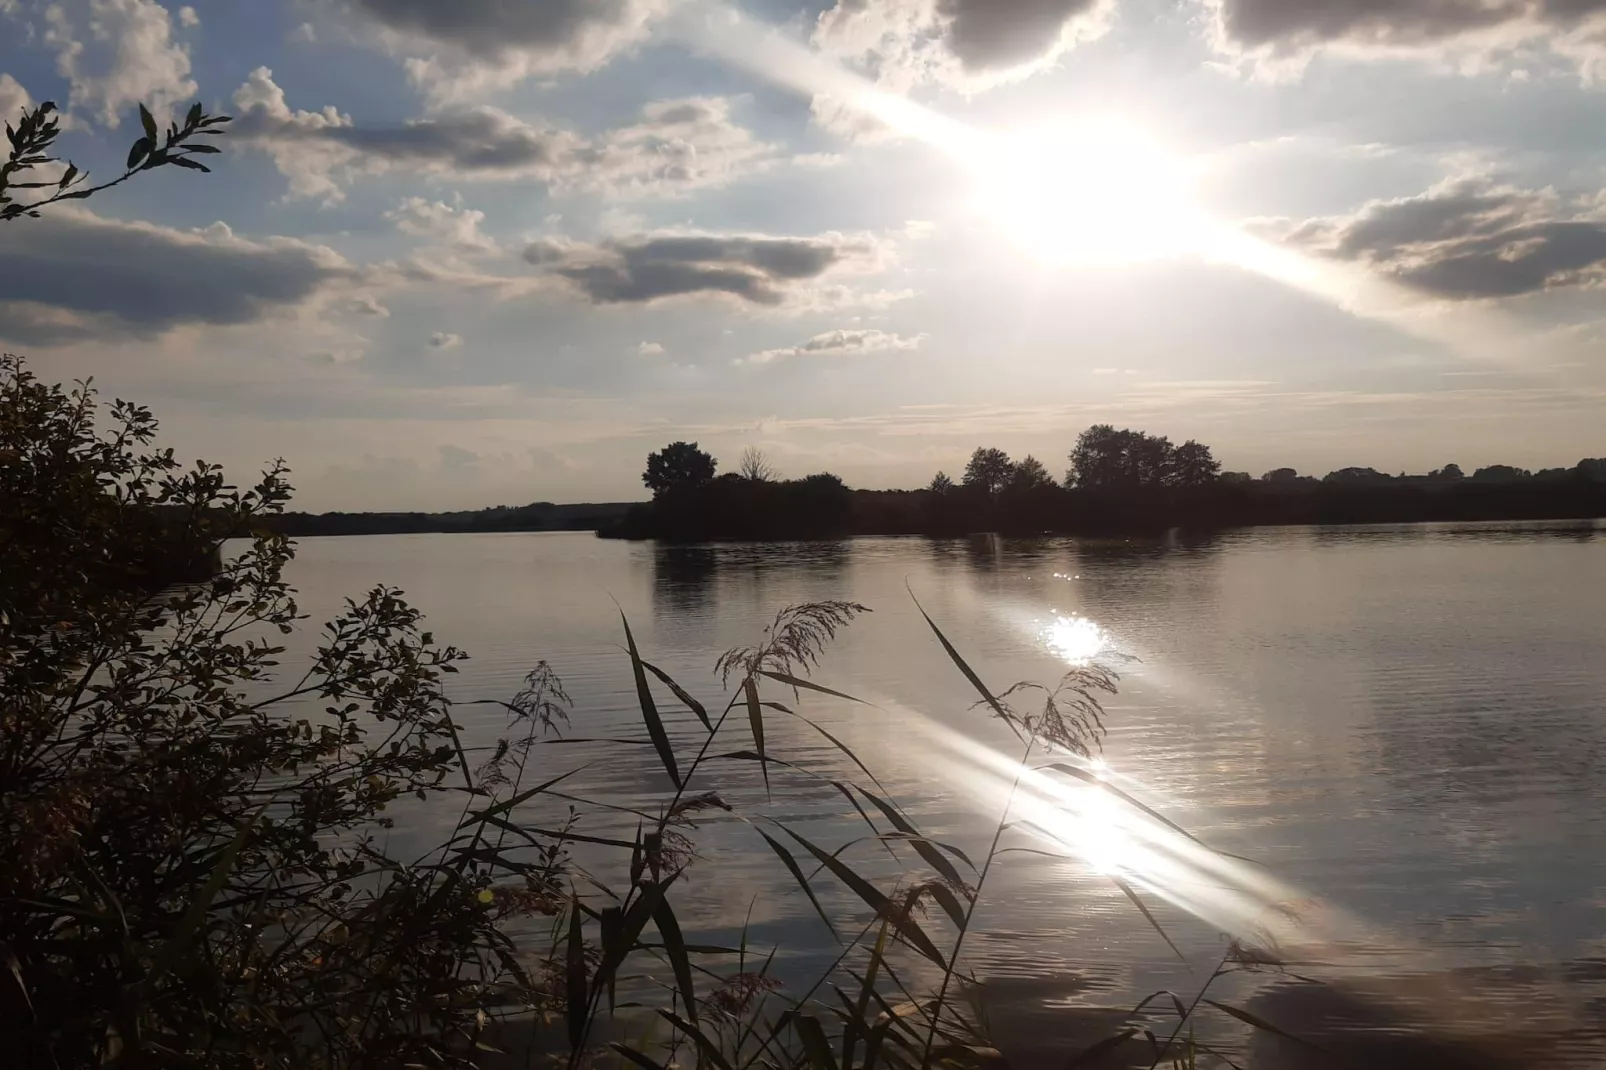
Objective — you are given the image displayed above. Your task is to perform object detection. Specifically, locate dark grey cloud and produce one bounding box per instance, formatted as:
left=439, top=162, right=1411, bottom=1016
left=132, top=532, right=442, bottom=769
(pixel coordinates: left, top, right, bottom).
left=524, top=232, right=885, bottom=306
left=941, top=0, right=1106, bottom=71
left=0, top=210, right=352, bottom=346
left=1212, top=0, right=1606, bottom=58
left=336, top=0, right=667, bottom=88
left=233, top=69, right=770, bottom=200
left=813, top=0, right=1109, bottom=102
left=1275, top=179, right=1606, bottom=300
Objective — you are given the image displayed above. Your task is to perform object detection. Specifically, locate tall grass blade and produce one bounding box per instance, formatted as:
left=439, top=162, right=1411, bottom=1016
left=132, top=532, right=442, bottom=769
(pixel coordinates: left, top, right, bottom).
left=149, top=806, right=261, bottom=988
left=911, top=595, right=1021, bottom=739
left=643, top=660, right=712, bottom=730
left=565, top=896, right=587, bottom=1053
left=652, top=898, right=697, bottom=1023
left=852, top=786, right=971, bottom=886
left=757, top=670, right=872, bottom=706
left=658, top=1010, right=736, bottom=1070
left=1067, top=1028, right=1139, bottom=1068
left=743, top=677, right=769, bottom=799
left=757, top=830, right=839, bottom=941
left=611, top=1043, right=670, bottom=1070
left=1041, top=764, right=1204, bottom=851
left=1110, top=876, right=1186, bottom=963
left=765, top=703, right=889, bottom=792
left=779, top=826, right=947, bottom=968
left=791, top=1013, right=839, bottom=1070
left=1200, top=1000, right=1328, bottom=1054
left=621, top=611, right=681, bottom=789
left=466, top=766, right=589, bottom=823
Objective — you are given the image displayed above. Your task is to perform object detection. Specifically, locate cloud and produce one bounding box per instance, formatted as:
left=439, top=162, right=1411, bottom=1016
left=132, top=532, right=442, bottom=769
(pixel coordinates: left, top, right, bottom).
left=743, top=328, right=926, bottom=364
left=637, top=340, right=665, bottom=355
left=1206, top=0, right=1606, bottom=73
left=0, top=208, right=356, bottom=346
left=0, top=73, right=29, bottom=117
left=438, top=443, right=478, bottom=469
left=1268, top=177, right=1606, bottom=300
left=525, top=230, right=890, bottom=306
left=337, top=0, right=671, bottom=97
left=232, top=69, right=773, bottom=201
left=43, top=0, right=197, bottom=128
left=813, top=0, right=1110, bottom=106
left=387, top=197, right=498, bottom=252
left=428, top=330, right=464, bottom=349
left=177, top=5, right=197, bottom=27
left=339, top=294, right=390, bottom=317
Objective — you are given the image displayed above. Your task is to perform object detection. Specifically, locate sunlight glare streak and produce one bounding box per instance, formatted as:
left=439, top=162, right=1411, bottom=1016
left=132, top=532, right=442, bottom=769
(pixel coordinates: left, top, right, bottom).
left=678, top=1, right=1569, bottom=373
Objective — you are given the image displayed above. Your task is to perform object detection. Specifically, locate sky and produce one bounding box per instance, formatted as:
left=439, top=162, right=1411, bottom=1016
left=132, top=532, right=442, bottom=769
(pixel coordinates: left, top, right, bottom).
left=2, top=0, right=1604, bottom=510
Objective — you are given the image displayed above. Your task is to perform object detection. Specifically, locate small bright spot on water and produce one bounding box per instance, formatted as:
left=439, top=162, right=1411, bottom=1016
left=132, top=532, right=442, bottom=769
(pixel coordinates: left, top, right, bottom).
left=1042, top=614, right=1107, bottom=664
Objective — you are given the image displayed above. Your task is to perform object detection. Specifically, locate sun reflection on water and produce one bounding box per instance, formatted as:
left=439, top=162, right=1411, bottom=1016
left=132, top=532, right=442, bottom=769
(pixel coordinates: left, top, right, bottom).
left=1041, top=615, right=1108, bottom=665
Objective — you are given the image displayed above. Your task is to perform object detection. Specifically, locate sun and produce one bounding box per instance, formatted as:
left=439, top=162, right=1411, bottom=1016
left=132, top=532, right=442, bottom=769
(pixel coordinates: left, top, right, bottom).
left=973, top=116, right=1202, bottom=264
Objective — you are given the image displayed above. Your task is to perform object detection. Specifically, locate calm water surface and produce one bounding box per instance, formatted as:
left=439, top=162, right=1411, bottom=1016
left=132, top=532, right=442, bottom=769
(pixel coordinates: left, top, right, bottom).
left=272, top=522, right=1606, bottom=1061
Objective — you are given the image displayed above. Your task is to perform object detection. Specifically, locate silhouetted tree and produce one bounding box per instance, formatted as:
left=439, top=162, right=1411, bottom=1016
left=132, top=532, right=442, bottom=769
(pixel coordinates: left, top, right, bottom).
left=1220, top=471, right=1253, bottom=484
left=963, top=447, right=1014, bottom=497
left=1007, top=454, right=1056, bottom=490
left=1068, top=426, right=1176, bottom=489
left=1170, top=440, right=1221, bottom=487
left=738, top=446, right=778, bottom=482
left=1262, top=467, right=1300, bottom=482
left=1323, top=467, right=1392, bottom=484
left=928, top=471, right=954, bottom=494
left=1432, top=463, right=1465, bottom=481
left=643, top=441, right=716, bottom=497
left=1472, top=464, right=1530, bottom=482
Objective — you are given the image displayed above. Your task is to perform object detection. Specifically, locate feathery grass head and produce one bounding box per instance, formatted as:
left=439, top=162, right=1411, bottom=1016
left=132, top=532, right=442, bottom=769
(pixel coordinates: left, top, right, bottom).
left=715, top=600, right=870, bottom=684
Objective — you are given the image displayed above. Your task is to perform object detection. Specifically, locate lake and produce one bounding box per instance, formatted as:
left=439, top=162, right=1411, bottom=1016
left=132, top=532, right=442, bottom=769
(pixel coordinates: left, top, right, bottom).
left=271, top=521, right=1606, bottom=1065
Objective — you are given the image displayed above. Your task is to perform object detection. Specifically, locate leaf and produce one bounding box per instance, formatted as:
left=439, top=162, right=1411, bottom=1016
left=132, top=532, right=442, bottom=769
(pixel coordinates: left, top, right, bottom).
left=57, top=163, right=77, bottom=188
left=652, top=897, right=697, bottom=1023
left=126, top=137, right=151, bottom=170
left=168, top=157, right=210, bottom=172
left=610, top=1043, right=669, bottom=1070
left=657, top=1010, right=735, bottom=1070
left=186, top=101, right=203, bottom=127
left=465, top=765, right=587, bottom=823
left=148, top=808, right=262, bottom=987
left=565, top=897, right=587, bottom=1052
left=852, top=785, right=971, bottom=887
left=1066, top=1028, right=1138, bottom=1068
left=757, top=670, right=873, bottom=706
left=138, top=103, right=157, bottom=141
left=184, top=143, right=221, bottom=154
left=744, top=677, right=768, bottom=799
left=620, top=611, right=680, bottom=789
left=780, top=826, right=947, bottom=968
left=791, top=1013, right=839, bottom=1070
left=912, top=595, right=1021, bottom=738
left=1201, top=1000, right=1328, bottom=1053
left=757, top=830, right=838, bottom=941
left=1040, top=764, right=1206, bottom=852
left=642, top=660, right=710, bottom=730
left=1109, top=876, right=1186, bottom=963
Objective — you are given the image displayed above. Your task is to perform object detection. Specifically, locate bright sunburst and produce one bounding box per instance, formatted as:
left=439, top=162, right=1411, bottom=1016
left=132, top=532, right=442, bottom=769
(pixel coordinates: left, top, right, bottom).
left=975, top=116, right=1202, bottom=264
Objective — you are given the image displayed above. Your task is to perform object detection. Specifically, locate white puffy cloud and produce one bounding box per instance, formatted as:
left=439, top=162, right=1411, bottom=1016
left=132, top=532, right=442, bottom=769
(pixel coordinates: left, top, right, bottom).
left=232, top=68, right=773, bottom=201
left=1264, top=176, right=1606, bottom=300
left=386, top=197, right=498, bottom=252
left=743, top=328, right=925, bottom=364
left=637, top=340, right=665, bottom=355
left=44, top=0, right=197, bottom=128
left=0, top=207, right=356, bottom=346
left=1206, top=0, right=1606, bottom=75
left=0, top=73, right=30, bottom=117
left=523, top=230, right=891, bottom=306
left=334, top=0, right=672, bottom=98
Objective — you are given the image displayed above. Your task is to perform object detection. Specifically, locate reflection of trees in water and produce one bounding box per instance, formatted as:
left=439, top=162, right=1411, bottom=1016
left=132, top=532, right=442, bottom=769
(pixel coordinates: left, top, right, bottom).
left=1313, top=521, right=1601, bottom=547
left=651, top=542, right=853, bottom=641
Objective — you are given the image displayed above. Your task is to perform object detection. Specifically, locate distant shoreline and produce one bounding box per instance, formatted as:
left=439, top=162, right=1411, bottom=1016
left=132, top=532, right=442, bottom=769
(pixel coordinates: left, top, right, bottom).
left=251, top=483, right=1606, bottom=540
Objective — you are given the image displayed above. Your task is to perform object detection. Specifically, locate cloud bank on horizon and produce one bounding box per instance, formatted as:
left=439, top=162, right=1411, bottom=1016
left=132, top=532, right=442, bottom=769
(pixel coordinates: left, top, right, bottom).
left=2, top=0, right=1603, bottom=510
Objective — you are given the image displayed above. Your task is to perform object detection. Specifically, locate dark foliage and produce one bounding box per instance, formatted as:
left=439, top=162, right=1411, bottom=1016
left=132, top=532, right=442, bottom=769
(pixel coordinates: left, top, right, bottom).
left=644, top=441, right=718, bottom=498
